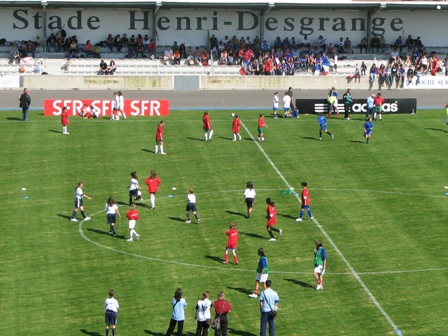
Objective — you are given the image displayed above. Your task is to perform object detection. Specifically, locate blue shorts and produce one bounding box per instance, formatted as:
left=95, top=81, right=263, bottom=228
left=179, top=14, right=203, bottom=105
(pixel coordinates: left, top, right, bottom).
left=320, top=126, right=327, bottom=131
left=75, top=198, right=84, bottom=208
left=246, top=198, right=254, bottom=208
left=107, top=213, right=117, bottom=224
left=105, top=310, right=117, bottom=325
left=129, top=189, right=138, bottom=197
left=186, top=203, right=197, bottom=212
left=301, top=205, right=310, bottom=210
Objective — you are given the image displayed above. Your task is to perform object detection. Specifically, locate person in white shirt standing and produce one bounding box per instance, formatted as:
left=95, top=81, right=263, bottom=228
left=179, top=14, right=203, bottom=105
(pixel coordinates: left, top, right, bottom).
left=105, top=196, right=121, bottom=236
left=243, top=181, right=256, bottom=218
left=71, top=182, right=91, bottom=222
left=128, top=171, right=143, bottom=205
left=272, top=92, right=279, bottom=119
left=111, top=91, right=119, bottom=120
left=282, top=92, right=291, bottom=118
left=195, top=291, right=212, bottom=336
left=104, top=289, right=119, bottom=336
left=185, top=188, right=200, bottom=224
left=117, top=91, right=126, bottom=120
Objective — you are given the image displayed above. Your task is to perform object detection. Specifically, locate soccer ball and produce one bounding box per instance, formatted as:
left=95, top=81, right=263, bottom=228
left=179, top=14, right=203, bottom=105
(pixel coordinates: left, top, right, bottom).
left=231, top=113, right=235, bottom=117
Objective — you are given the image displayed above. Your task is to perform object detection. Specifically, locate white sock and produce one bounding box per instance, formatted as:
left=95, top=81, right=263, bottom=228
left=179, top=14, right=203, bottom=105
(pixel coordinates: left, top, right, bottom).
left=373, top=112, right=377, bottom=119
left=62, top=126, right=65, bottom=133
left=209, top=130, right=213, bottom=139
left=238, top=134, right=241, bottom=140
left=160, top=145, right=164, bottom=153
left=204, top=133, right=208, bottom=141
left=122, top=111, right=126, bottom=119
left=155, top=145, right=158, bottom=154
left=233, top=134, right=236, bottom=140
left=150, top=194, right=155, bottom=208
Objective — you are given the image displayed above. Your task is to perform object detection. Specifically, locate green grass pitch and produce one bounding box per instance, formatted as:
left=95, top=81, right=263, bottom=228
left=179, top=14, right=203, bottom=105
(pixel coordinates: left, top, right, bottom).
left=0, top=108, right=446, bottom=336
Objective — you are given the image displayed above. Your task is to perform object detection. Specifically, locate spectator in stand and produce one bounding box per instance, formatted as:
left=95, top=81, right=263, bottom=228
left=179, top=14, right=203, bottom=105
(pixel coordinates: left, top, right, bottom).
left=173, top=49, right=181, bottom=65
left=179, top=43, right=186, bottom=59
left=393, top=36, right=403, bottom=53
left=201, top=49, right=209, bottom=66
left=61, top=57, right=71, bottom=71
left=107, top=60, right=117, bottom=75
left=136, top=34, right=143, bottom=46
left=369, top=63, right=377, bottom=85
left=337, top=37, right=345, bottom=53
left=121, top=34, right=129, bottom=47
left=405, top=35, right=414, bottom=50
left=379, top=35, right=387, bottom=53
left=300, top=35, right=311, bottom=48
left=26, top=41, right=35, bottom=58
left=209, top=34, right=218, bottom=51
left=164, top=46, right=173, bottom=64
left=148, top=38, right=157, bottom=57
left=8, top=45, right=20, bottom=65
left=193, top=47, right=202, bottom=65
left=172, top=41, right=179, bottom=52
left=344, top=37, right=353, bottom=53
left=68, top=39, right=79, bottom=58
left=114, top=35, right=123, bottom=52
left=390, top=48, right=400, bottom=64
left=47, top=33, right=58, bottom=52
left=129, top=34, right=135, bottom=49
left=56, top=35, right=64, bottom=51
left=228, top=48, right=235, bottom=65
left=106, top=34, right=114, bottom=52
left=63, top=36, right=72, bottom=52
left=99, top=59, right=108, bottom=75
left=136, top=41, right=145, bottom=58
left=370, top=35, right=380, bottom=53
left=143, top=34, right=150, bottom=53
left=359, top=37, right=368, bottom=53
left=34, top=36, right=41, bottom=47
left=84, top=40, right=93, bottom=58
left=315, top=35, right=327, bottom=51
left=220, top=49, right=228, bottom=65
left=262, top=40, right=271, bottom=52
left=414, top=36, right=423, bottom=50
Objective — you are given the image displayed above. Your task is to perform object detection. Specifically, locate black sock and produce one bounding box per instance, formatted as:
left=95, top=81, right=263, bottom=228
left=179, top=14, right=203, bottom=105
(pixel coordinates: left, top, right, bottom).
left=81, top=211, right=86, bottom=218
left=106, top=329, right=109, bottom=336
left=268, top=229, right=275, bottom=238
left=319, top=131, right=322, bottom=138
left=327, top=131, right=332, bottom=137
left=112, top=328, right=116, bottom=336
left=186, top=212, right=190, bottom=220
left=271, top=227, right=280, bottom=233
left=71, top=211, right=77, bottom=218
left=194, top=213, right=199, bottom=220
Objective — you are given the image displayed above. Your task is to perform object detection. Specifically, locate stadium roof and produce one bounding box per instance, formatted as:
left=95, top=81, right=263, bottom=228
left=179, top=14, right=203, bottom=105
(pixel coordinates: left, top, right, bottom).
left=1, top=0, right=447, bottom=10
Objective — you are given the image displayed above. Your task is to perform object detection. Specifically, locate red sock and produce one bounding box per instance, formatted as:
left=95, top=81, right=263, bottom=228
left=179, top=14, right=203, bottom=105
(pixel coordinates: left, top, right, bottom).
left=224, top=254, right=228, bottom=263
left=234, top=256, right=239, bottom=264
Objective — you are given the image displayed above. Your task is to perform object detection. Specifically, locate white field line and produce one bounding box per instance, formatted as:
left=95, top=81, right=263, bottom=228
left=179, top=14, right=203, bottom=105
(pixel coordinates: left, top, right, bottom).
left=240, top=120, right=401, bottom=334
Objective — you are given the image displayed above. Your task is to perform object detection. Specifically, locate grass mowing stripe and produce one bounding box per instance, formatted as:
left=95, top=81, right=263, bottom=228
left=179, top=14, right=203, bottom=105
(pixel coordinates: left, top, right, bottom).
left=240, top=119, right=402, bottom=335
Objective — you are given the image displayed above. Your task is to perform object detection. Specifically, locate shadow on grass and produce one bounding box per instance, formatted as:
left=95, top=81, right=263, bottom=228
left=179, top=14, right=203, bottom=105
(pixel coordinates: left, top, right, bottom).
left=204, top=255, right=223, bottom=264
left=349, top=140, right=365, bottom=144
left=57, top=213, right=72, bottom=221
left=278, top=213, right=296, bottom=220
left=219, top=136, right=234, bottom=141
left=425, top=127, right=448, bottom=133
left=301, top=136, right=321, bottom=141
left=48, top=129, right=62, bottom=134
left=6, top=117, right=22, bottom=121
left=243, top=137, right=255, bottom=141
left=284, top=278, right=315, bottom=289
left=186, top=136, right=204, bottom=141
left=239, top=231, right=266, bottom=240
left=86, top=228, right=126, bottom=240
left=117, top=201, right=129, bottom=206
left=141, top=148, right=153, bottom=153
left=80, top=329, right=101, bottom=336
left=144, top=330, right=164, bottom=336
left=225, top=210, right=247, bottom=218
left=228, top=328, right=257, bottom=336
left=227, top=286, right=252, bottom=295
left=167, top=216, right=186, bottom=223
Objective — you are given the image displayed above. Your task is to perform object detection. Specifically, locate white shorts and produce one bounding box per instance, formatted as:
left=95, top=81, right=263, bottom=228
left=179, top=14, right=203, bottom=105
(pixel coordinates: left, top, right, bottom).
left=314, top=265, right=324, bottom=274
left=128, top=220, right=136, bottom=229
left=256, top=273, right=268, bottom=283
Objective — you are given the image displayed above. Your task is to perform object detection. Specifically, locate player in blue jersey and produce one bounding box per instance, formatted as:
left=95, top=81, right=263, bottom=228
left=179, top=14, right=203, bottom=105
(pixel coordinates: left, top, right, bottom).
left=317, top=113, right=334, bottom=140
left=363, top=117, right=374, bottom=144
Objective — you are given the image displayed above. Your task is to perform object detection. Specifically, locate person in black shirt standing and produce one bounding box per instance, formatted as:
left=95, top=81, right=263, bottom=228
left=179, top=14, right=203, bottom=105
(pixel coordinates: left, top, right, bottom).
left=18, top=88, right=31, bottom=121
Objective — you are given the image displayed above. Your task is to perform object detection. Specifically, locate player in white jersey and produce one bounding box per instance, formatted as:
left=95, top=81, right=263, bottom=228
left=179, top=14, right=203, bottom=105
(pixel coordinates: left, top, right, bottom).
left=70, top=182, right=91, bottom=222
left=185, top=188, right=200, bottom=224
left=104, top=289, right=119, bottom=336
left=105, top=196, right=121, bottom=236
left=111, top=91, right=120, bottom=120
left=272, top=91, right=279, bottom=119
left=129, top=171, right=143, bottom=205
left=243, top=181, right=256, bottom=218
left=117, top=91, right=126, bottom=119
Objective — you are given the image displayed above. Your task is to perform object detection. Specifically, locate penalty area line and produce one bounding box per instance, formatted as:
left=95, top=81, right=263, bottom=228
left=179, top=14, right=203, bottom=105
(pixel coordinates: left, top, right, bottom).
left=240, top=120, right=402, bottom=335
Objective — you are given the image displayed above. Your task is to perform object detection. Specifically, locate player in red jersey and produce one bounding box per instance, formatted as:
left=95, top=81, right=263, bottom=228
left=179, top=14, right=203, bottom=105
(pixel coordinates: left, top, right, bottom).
left=126, top=203, right=140, bottom=241
left=61, top=106, right=69, bottom=134
left=145, top=170, right=161, bottom=209
left=296, top=181, right=314, bottom=222
left=202, top=110, right=213, bottom=141
left=265, top=198, right=282, bottom=241
left=257, top=114, right=267, bottom=141
left=223, top=222, right=239, bottom=265
left=155, top=120, right=166, bottom=154
left=373, top=92, right=385, bottom=121
left=232, top=113, right=241, bottom=141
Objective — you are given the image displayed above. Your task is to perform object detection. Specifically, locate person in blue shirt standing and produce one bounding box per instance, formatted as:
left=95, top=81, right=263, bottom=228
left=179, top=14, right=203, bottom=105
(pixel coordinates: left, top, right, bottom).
left=165, top=288, right=187, bottom=336
left=317, top=113, right=334, bottom=140
left=259, top=280, right=279, bottom=336
left=365, top=94, right=375, bottom=120
left=363, top=117, right=374, bottom=144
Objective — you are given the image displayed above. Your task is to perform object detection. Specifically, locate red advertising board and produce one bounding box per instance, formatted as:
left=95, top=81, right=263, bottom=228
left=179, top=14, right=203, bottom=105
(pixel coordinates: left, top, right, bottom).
left=44, top=99, right=170, bottom=117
